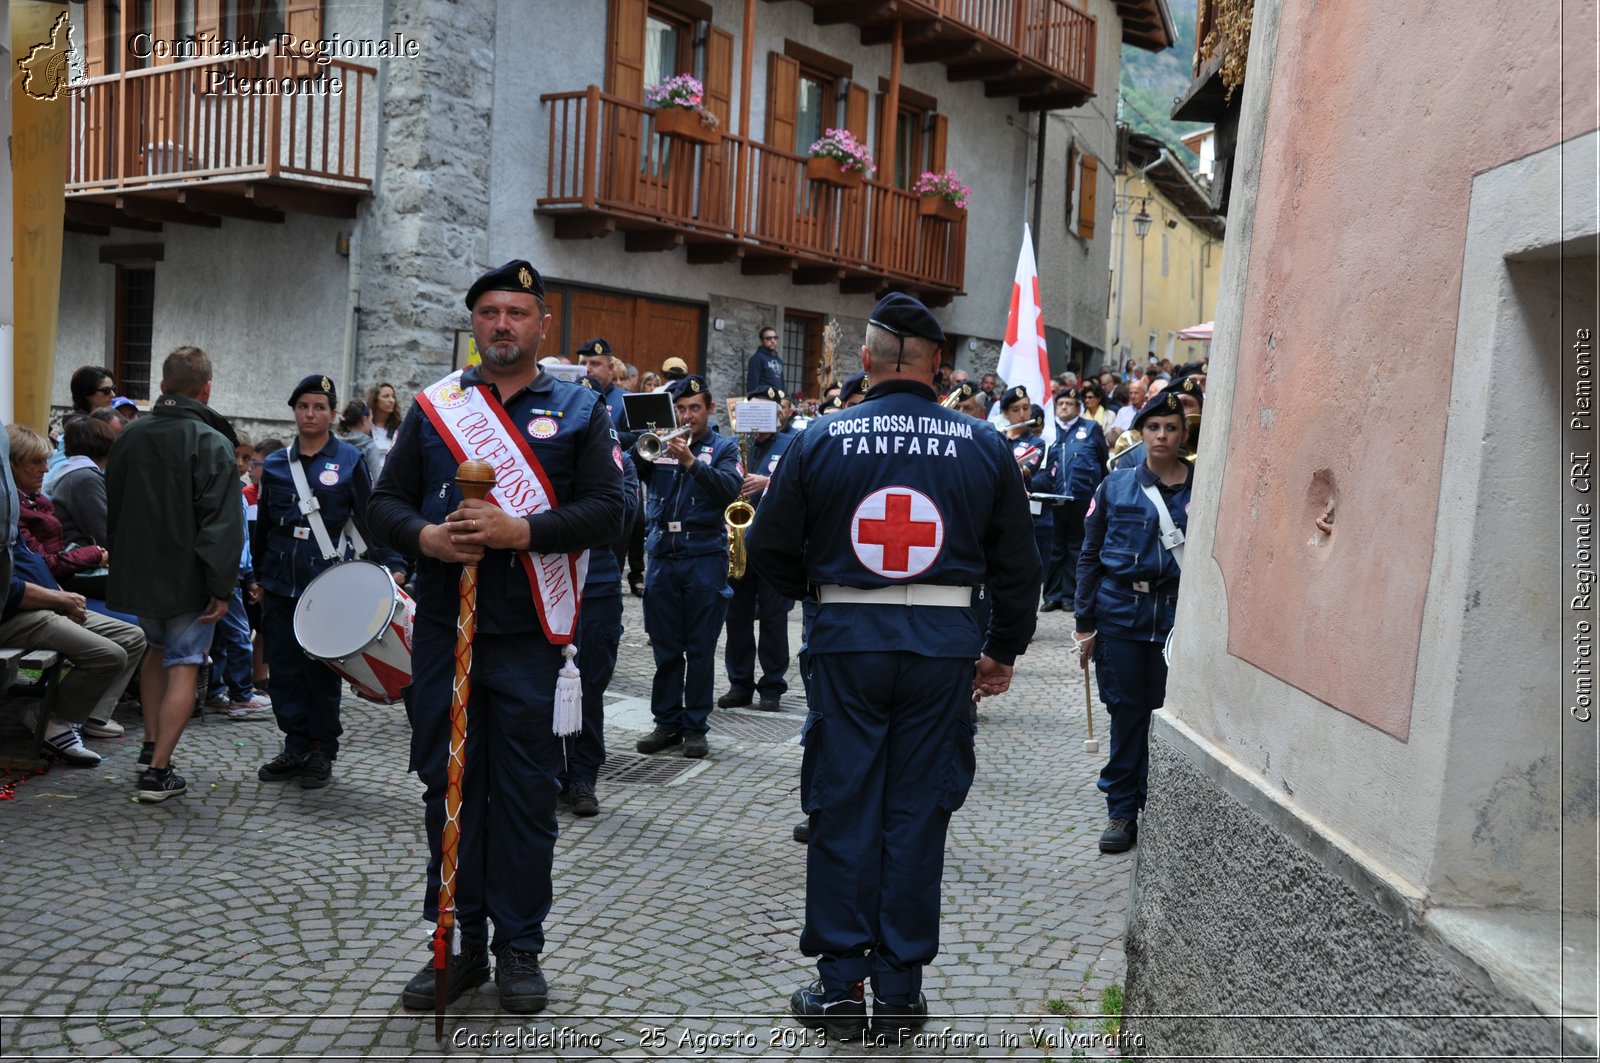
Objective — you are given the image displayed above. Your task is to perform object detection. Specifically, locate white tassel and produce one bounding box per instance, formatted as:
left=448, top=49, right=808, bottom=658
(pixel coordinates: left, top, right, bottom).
left=553, top=644, right=582, bottom=736
left=450, top=922, right=460, bottom=957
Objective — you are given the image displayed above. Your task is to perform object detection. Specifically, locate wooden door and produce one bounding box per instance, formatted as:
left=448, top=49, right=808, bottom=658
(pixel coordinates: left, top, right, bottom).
left=568, top=290, right=636, bottom=360
left=637, top=301, right=703, bottom=381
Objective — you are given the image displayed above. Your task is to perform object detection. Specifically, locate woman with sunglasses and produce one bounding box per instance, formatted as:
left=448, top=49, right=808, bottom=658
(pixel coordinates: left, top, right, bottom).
left=46, top=367, right=119, bottom=487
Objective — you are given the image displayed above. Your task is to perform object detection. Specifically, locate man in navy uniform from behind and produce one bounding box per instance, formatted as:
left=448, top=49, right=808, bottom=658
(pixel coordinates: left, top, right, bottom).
left=368, top=260, right=624, bottom=1015
left=1040, top=387, right=1108, bottom=611
left=718, top=387, right=797, bottom=712
left=747, top=325, right=786, bottom=396
left=747, top=293, right=1039, bottom=1040
left=635, top=375, right=742, bottom=759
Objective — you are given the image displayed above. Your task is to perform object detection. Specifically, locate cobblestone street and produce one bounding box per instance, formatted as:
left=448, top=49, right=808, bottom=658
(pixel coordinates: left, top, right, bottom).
left=0, top=598, right=1134, bottom=1059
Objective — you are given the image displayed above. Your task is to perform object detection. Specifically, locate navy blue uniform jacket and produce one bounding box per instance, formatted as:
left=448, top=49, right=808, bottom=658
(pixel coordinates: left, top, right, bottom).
left=1074, top=461, right=1192, bottom=642
left=746, top=380, right=1039, bottom=665
left=639, top=431, right=742, bottom=558
left=367, top=366, right=625, bottom=635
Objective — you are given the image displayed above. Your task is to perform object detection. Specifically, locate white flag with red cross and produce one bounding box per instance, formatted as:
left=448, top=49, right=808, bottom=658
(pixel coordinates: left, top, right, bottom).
left=995, top=224, right=1055, bottom=445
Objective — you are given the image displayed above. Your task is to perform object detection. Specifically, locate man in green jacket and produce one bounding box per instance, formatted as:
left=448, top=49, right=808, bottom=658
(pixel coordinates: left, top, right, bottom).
left=107, top=346, right=243, bottom=803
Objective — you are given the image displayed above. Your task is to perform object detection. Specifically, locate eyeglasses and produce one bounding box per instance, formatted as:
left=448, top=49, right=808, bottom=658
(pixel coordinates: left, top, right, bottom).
left=93, top=386, right=116, bottom=396
left=249, top=460, right=265, bottom=468
left=761, top=334, right=777, bottom=342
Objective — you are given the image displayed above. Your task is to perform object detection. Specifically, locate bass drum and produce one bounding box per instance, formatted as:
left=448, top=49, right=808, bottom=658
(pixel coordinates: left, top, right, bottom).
left=292, top=560, right=416, bottom=703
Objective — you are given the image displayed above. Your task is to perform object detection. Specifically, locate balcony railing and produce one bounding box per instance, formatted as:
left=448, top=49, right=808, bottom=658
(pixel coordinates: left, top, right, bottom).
left=539, top=88, right=966, bottom=297
left=67, top=50, right=374, bottom=203
left=798, top=0, right=1096, bottom=109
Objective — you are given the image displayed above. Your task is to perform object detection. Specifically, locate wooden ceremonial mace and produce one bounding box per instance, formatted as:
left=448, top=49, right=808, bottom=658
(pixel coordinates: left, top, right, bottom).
left=434, top=458, right=496, bottom=1041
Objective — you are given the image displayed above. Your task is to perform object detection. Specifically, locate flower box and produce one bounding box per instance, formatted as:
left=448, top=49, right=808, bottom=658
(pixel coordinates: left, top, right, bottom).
left=806, top=156, right=864, bottom=189
left=653, top=106, right=719, bottom=146
left=919, top=194, right=965, bottom=221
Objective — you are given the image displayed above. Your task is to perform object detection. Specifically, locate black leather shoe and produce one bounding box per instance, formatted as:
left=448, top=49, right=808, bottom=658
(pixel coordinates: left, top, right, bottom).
left=757, top=695, right=783, bottom=712
left=635, top=728, right=682, bottom=754
left=1040, top=600, right=1062, bottom=612
left=494, top=947, right=548, bottom=1013
left=682, top=733, right=709, bottom=758
left=570, top=779, right=599, bottom=817
left=790, top=980, right=866, bottom=1040
left=792, top=819, right=809, bottom=844
left=870, top=992, right=930, bottom=1036
left=400, top=948, right=489, bottom=1011
left=1098, top=817, right=1138, bottom=853
left=716, top=688, right=753, bottom=709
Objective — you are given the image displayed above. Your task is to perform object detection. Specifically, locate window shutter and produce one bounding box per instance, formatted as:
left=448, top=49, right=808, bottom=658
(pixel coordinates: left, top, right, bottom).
left=606, top=0, right=648, bottom=101
left=82, top=1, right=107, bottom=77
left=844, top=83, right=869, bottom=142
left=766, top=52, right=799, bottom=149
left=704, top=25, right=734, bottom=127
left=1064, top=141, right=1078, bottom=224
left=151, top=0, right=177, bottom=65
left=928, top=113, right=948, bottom=172
left=195, top=0, right=222, bottom=45
left=285, top=0, right=322, bottom=44
left=1078, top=154, right=1098, bottom=239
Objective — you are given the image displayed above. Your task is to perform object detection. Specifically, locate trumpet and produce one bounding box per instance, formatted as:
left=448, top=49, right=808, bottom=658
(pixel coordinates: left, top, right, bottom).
left=634, top=424, right=691, bottom=461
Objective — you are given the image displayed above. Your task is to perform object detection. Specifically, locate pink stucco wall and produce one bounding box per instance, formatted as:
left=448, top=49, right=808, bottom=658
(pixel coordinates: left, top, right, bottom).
left=1215, top=0, right=1595, bottom=739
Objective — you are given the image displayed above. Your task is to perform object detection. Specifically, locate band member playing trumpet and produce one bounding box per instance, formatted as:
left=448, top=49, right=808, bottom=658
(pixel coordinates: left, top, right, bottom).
left=635, top=376, right=742, bottom=760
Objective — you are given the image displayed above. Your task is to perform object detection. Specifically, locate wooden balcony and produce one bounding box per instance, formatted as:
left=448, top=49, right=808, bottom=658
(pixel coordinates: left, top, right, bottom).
left=537, top=88, right=966, bottom=305
left=784, top=0, right=1097, bottom=111
left=65, top=51, right=375, bottom=232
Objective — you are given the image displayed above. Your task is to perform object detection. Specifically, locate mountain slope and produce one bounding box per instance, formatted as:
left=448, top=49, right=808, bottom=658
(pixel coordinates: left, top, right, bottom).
left=1119, top=0, right=1208, bottom=165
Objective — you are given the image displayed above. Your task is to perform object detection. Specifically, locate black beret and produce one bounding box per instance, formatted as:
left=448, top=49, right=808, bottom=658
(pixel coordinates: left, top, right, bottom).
left=669, top=374, right=709, bottom=399
left=465, top=259, right=545, bottom=309
left=1131, top=390, right=1187, bottom=431
left=820, top=395, right=845, bottom=413
left=1173, top=374, right=1206, bottom=408
left=1055, top=387, right=1081, bottom=404
left=746, top=386, right=785, bottom=402
left=840, top=372, right=870, bottom=400
left=578, top=338, right=612, bottom=359
left=948, top=382, right=979, bottom=404
left=869, top=292, right=946, bottom=345
left=999, top=385, right=1030, bottom=411
left=288, top=374, right=337, bottom=409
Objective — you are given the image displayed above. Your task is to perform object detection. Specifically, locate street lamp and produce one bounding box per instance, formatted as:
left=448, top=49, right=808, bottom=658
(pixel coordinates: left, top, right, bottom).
left=1132, top=204, right=1153, bottom=239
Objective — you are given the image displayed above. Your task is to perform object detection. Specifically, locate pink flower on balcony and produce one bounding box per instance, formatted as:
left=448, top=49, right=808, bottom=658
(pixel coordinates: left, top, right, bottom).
left=645, top=73, right=705, bottom=110
left=808, top=128, right=877, bottom=177
left=913, top=169, right=970, bottom=208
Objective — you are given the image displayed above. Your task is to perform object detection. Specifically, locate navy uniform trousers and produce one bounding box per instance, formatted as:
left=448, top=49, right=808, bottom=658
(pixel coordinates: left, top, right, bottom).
left=406, top=616, right=564, bottom=954
left=261, top=591, right=344, bottom=758
left=644, top=553, right=731, bottom=736
left=800, top=651, right=977, bottom=1001
left=1044, top=498, right=1091, bottom=607
left=1093, top=634, right=1169, bottom=819
left=567, top=593, right=624, bottom=787
left=724, top=569, right=793, bottom=698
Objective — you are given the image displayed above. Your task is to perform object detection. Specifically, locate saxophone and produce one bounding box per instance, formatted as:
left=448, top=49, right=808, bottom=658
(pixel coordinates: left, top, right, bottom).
left=726, top=424, right=756, bottom=580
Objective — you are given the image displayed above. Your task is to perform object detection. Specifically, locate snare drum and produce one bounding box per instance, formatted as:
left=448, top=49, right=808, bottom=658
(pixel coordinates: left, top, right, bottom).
left=292, top=560, right=416, bottom=703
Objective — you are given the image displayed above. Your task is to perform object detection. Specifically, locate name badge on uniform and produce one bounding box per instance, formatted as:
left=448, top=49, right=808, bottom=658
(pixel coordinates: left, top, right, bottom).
left=293, top=525, right=311, bottom=540
left=667, top=521, right=683, bottom=533
left=1076, top=429, right=1087, bottom=440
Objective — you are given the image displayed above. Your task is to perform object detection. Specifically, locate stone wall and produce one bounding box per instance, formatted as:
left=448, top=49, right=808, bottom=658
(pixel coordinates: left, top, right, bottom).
left=353, top=0, right=498, bottom=399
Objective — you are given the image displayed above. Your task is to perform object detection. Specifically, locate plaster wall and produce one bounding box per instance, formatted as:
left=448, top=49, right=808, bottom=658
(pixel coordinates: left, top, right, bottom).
left=489, top=0, right=1045, bottom=352
left=1165, top=0, right=1598, bottom=896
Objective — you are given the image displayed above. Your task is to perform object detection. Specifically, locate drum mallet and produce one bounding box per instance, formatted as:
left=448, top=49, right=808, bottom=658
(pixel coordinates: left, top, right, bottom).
left=1080, top=649, right=1099, bottom=754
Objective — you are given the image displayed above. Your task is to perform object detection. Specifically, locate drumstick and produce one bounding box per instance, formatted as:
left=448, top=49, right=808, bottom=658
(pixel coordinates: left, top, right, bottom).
left=434, top=458, right=496, bottom=1041
left=1081, top=654, right=1099, bottom=754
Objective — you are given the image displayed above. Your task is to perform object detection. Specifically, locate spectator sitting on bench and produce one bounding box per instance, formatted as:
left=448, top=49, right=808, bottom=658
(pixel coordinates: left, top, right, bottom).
left=1, top=537, right=146, bottom=764
left=50, top=411, right=123, bottom=562
left=12, top=425, right=108, bottom=590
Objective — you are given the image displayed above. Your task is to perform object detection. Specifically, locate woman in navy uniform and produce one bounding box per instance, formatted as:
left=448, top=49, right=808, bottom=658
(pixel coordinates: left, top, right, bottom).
left=1040, top=388, right=1109, bottom=611
left=1073, top=390, right=1192, bottom=853
left=254, top=375, right=375, bottom=789
left=635, top=375, right=742, bottom=759
left=368, top=260, right=624, bottom=1015
left=748, top=293, right=1039, bottom=1040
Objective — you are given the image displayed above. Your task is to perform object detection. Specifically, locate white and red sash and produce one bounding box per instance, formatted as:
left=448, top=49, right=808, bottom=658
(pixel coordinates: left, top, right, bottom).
left=415, top=370, right=589, bottom=644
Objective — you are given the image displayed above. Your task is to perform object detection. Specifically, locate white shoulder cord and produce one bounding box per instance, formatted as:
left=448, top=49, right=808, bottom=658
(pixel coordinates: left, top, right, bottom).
left=286, top=456, right=367, bottom=562
left=1139, top=482, right=1185, bottom=569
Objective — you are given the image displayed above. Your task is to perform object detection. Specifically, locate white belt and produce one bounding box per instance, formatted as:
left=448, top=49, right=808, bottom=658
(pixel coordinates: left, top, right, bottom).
left=816, top=584, right=972, bottom=607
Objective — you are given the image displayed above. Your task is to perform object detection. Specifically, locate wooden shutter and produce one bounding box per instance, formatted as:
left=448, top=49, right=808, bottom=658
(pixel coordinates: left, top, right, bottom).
left=194, top=0, right=221, bottom=44
left=285, top=0, right=322, bottom=43
left=1078, top=154, right=1098, bottom=239
left=82, top=1, right=107, bottom=77
left=606, top=0, right=648, bottom=102
left=151, top=0, right=177, bottom=65
left=766, top=52, right=799, bottom=149
left=705, top=26, right=733, bottom=126
left=844, top=83, right=868, bottom=142
left=928, top=113, right=948, bottom=171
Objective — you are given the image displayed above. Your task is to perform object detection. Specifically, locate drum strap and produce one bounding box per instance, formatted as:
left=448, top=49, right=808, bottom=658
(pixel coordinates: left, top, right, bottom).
left=287, top=455, right=367, bottom=562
